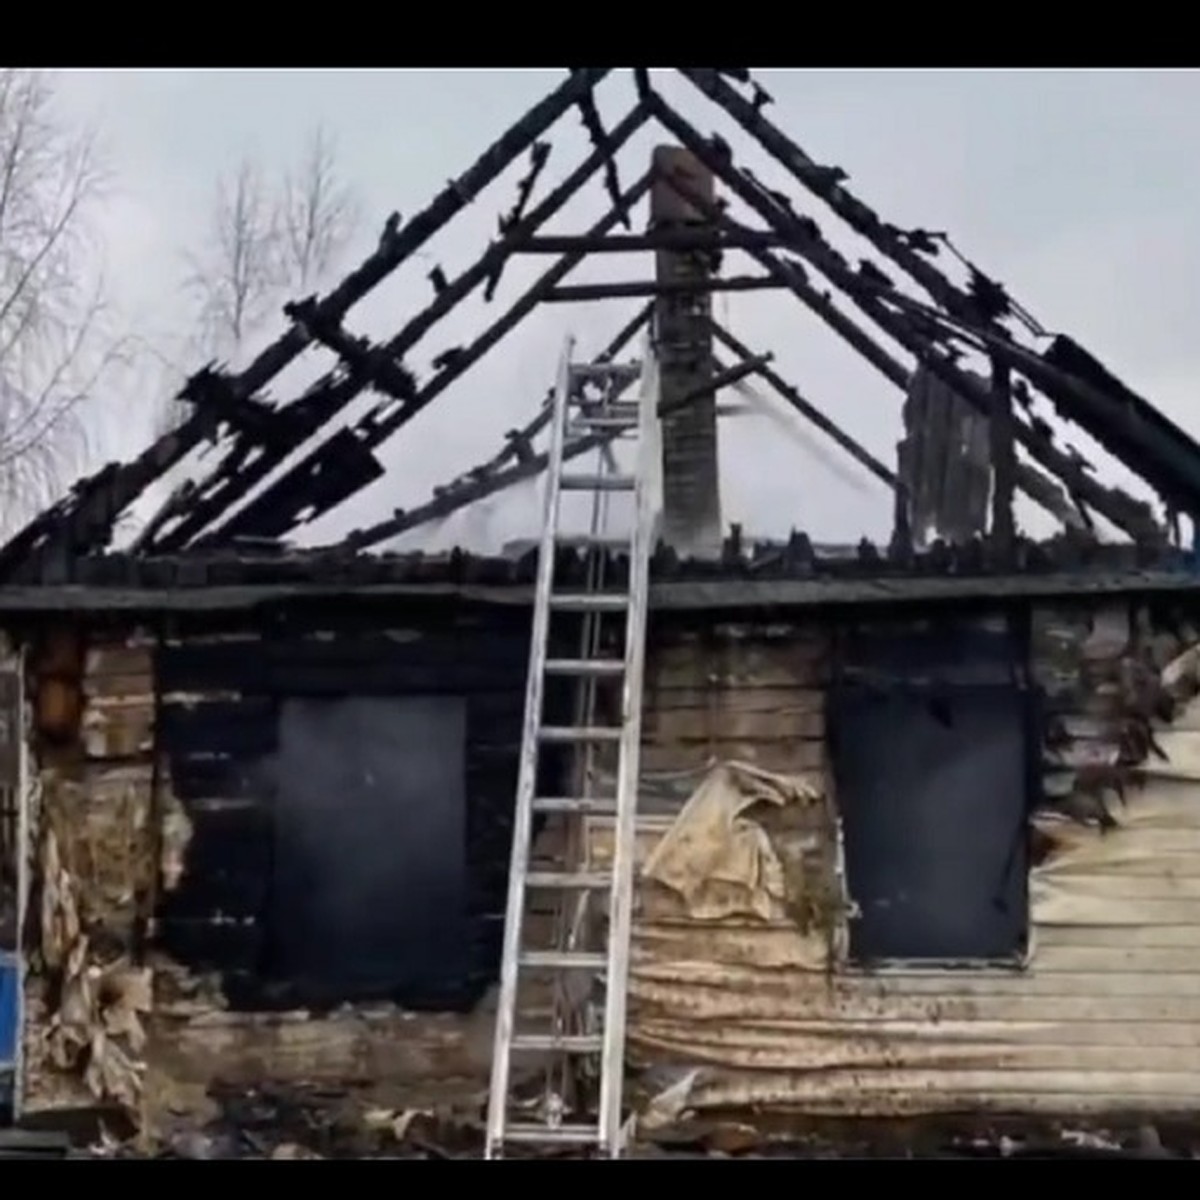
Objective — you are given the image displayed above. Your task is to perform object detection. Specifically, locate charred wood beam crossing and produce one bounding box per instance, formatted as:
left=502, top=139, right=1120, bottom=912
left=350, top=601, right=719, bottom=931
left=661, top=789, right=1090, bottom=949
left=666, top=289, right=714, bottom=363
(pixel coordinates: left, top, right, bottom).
left=0, top=68, right=1186, bottom=583
left=203, top=172, right=655, bottom=545
left=643, top=91, right=1161, bottom=542
left=0, top=69, right=613, bottom=579
left=151, top=101, right=651, bottom=554
left=545, top=275, right=781, bottom=302
left=518, top=231, right=789, bottom=254
left=686, top=67, right=1200, bottom=523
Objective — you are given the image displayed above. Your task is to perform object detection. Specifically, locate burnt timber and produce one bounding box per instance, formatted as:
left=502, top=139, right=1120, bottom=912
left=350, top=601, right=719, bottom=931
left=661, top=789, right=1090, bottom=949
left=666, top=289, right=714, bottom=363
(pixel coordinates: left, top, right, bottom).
left=8, top=71, right=1200, bottom=1156
left=0, top=69, right=1194, bottom=581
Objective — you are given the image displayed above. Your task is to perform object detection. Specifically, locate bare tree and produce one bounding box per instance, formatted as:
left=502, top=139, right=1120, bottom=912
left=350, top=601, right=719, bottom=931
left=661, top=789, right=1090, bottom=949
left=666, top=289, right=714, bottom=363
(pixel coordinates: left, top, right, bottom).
left=183, top=128, right=359, bottom=364
left=161, top=128, right=360, bottom=438
left=185, top=158, right=283, bottom=361
left=0, top=68, right=126, bottom=531
left=280, top=126, right=358, bottom=293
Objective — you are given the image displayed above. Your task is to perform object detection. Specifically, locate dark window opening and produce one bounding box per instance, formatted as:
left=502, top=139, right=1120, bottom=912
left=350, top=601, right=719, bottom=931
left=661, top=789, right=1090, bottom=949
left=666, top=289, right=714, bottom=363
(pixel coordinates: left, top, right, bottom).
left=829, top=623, right=1030, bottom=965
left=262, top=695, right=469, bottom=1006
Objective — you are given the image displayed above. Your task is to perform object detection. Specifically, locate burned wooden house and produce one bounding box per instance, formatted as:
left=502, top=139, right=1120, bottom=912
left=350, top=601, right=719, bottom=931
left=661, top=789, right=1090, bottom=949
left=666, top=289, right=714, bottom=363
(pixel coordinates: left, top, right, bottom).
left=3, top=68, right=1200, bottom=1156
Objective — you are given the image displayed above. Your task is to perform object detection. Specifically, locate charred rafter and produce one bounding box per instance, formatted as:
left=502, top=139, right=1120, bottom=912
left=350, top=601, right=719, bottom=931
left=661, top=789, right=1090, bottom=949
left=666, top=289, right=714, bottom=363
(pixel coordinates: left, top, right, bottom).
left=144, top=104, right=651, bottom=555
left=487, top=140, right=554, bottom=301
left=574, top=72, right=630, bottom=233
left=338, top=336, right=768, bottom=553
left=545, top=275, right=781, bottom=302
left=197, top=173, right=656, bottom=546
left=0, top=68, right=613, bottom=580
left=519, top=230, right=787, bottom=254
left=680, top=67, right=1200, bottom=523
left=643, top=92, right=1162, bottom=543
left=709, top=323, right=897, bottom=489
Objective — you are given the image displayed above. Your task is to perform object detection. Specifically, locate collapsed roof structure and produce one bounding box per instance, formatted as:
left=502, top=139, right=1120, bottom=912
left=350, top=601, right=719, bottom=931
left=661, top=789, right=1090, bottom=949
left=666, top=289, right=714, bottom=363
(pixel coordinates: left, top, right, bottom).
left=2, top=66, right=1197, bottom=585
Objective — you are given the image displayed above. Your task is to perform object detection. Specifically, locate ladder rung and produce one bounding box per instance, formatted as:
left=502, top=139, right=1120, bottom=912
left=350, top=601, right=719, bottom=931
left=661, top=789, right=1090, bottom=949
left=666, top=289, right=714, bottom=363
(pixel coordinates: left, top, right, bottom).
left=526, top=870, right=611, bottom=889
left=576, top=400, right=639, bottom=415
left=519, top=950, right=607, bottom=970
left=532, top=797, right=618, bottom=815
left=502, top=1123, right=602, bottom=1145
left=548, top=593, right=628, bottom=612
left=571, top=361, right=639, bottom=379
left=538, top=726, right=622, bottom=743
left=510, top=1032, right=604, bottom=1054
left=544, top=657, right=624, bottom=676
left=561, top=474, right=635, bottom=492
left=555, top=534, right=631, bottom=549
left=572, top=417, right=636, bottom=431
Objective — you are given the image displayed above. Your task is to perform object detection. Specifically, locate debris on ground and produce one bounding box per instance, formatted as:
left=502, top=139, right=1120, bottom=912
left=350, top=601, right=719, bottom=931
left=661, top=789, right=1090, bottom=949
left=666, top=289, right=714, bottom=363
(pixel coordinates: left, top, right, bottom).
left=16, top=1077, right=1200, bottom=1160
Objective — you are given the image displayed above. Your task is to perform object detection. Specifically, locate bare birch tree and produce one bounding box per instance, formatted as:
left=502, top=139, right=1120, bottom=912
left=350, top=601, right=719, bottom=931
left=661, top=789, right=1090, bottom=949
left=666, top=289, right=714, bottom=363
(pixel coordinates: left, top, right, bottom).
left=280, top=126, right=358, bottom=294
left=183, top=127, right=358, bottom=362
left=185, top=158, right=283, bottom=361
left=162, top=127, right=360, bottom=436
left=0, top=68, right=126, bottom=531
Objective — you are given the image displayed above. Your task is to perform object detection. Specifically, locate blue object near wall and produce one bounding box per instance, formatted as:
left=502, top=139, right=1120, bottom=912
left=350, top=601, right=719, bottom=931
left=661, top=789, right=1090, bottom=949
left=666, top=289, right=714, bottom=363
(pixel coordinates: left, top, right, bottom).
left=0, top=954, right=16, bottom=1066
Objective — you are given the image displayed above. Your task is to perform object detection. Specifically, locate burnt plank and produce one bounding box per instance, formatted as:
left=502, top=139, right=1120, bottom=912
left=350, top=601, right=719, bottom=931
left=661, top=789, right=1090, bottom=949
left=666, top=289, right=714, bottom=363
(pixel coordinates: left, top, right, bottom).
left=180, top=804, right=273, bottom=875
left=160, top=631, right=530, bottom=695
left=159, top=867, right=270, bottom=920
left=169, top=755, right=269, bottom=803
left=156, top=917, right=263, bottom=971
left=159, top=698, right=279, bottom=756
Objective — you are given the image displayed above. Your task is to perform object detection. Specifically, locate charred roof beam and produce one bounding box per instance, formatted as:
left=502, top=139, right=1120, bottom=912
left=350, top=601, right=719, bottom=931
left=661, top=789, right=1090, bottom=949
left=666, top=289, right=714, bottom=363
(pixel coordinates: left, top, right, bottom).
left=198, top=173, right=655, bottom=547
left=679, top=67, right=1200, bottom=522
left=334, top=334, right=764, bottom=553
left=643, top=89, right=1161, bottom=543
left=518, top=230, right=788, bottom=254
left=0, top=69, right=614, bottom=579
left=709, top=322, right=897, bottom=490
left=144, top=102, right=651, bottom=554
left=544, top=274, right=782, bottom=302
left=649, top=157, right=1084, bottom=532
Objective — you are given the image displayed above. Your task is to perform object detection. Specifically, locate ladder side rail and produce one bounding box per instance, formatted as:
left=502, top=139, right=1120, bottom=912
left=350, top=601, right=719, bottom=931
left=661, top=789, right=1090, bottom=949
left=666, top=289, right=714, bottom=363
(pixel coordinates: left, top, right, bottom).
left=597, top=341, right=662, bottom=1155
left=485, top=334, right=577, bottom=1158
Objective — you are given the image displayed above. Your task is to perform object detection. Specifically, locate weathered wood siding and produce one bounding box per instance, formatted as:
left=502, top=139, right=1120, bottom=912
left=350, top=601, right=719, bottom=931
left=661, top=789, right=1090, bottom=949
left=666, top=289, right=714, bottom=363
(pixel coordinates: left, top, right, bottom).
left=591, top=603, right=1200, bottom=1121
left=638, top=619, right=827, bottom=811
left=18, top=605, right=565, bottom=1128
left=19, top=596, right=1200, bottom=1133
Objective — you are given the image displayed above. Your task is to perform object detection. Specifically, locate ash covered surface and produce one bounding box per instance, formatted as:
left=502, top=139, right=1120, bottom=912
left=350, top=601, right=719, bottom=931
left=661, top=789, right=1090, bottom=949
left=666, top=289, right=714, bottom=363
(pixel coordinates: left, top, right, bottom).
left=47, top=1089, right=1200, bottom=1159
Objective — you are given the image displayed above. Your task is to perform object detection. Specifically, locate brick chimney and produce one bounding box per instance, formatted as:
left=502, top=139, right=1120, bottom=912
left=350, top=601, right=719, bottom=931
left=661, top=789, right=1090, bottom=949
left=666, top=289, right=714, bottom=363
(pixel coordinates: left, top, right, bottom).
left=650, top=146, right=722, bottom=560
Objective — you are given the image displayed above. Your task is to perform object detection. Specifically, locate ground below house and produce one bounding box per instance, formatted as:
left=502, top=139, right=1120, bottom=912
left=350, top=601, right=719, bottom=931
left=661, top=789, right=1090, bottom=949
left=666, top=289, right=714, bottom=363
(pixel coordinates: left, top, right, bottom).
left=15, top=1085, right=1200, bottom=1159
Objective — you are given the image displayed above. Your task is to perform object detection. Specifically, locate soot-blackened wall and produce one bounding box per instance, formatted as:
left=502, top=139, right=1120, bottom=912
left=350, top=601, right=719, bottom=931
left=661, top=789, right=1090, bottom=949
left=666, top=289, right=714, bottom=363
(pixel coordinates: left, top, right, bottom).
left=829, top=614, right=1034, bottom=964
left=155, top=604, right=558, bottom=1013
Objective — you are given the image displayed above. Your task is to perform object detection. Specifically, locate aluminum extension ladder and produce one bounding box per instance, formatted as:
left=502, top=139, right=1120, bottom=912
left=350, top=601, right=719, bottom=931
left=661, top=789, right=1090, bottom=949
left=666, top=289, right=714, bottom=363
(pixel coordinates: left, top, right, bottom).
left=485, top=335, right=657, bottom=1159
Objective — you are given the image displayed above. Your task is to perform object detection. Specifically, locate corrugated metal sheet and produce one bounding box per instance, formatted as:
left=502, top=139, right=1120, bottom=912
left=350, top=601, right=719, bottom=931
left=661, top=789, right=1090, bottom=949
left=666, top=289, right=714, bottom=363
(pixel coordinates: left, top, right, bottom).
left=585, top=612, right=1200, bottom=1121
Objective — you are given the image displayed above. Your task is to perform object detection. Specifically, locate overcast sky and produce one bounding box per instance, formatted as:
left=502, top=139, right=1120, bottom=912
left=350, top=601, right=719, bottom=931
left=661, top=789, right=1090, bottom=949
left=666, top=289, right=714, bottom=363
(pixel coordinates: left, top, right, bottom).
left=47, top=68, right=1200, bottom=554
